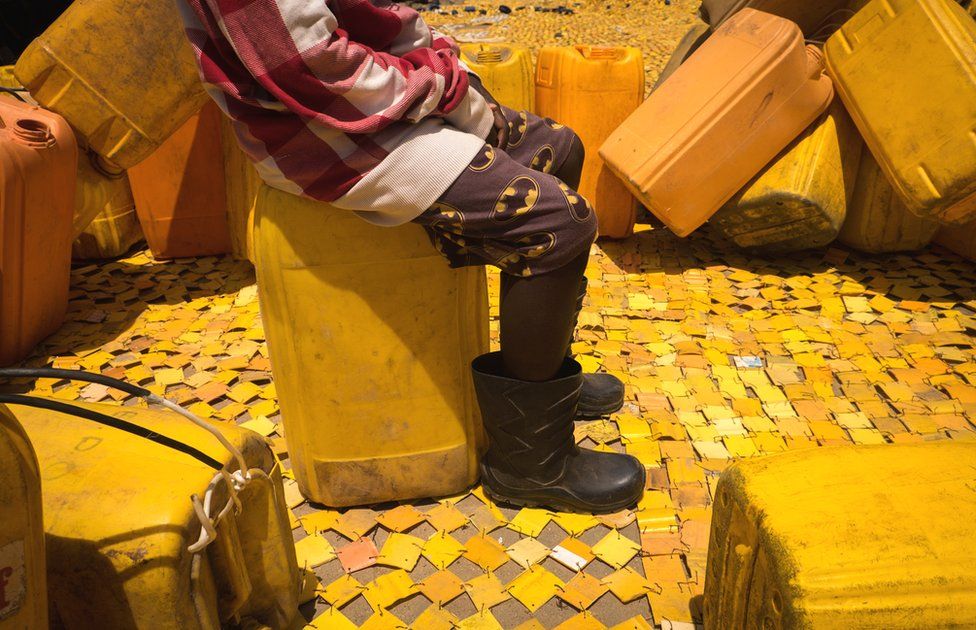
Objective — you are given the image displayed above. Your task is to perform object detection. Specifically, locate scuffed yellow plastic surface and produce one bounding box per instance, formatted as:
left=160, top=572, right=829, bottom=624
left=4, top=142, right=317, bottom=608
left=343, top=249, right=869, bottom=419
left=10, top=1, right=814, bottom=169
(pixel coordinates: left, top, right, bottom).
left=704, top=443, right=976, bottom=629
left=220, top=116, right=261, bottom=265
left=460, top=43, right=536, bottom=113
left=253, top=185, right=489, bottom=508
left=13, top=0, right=207, bottom=169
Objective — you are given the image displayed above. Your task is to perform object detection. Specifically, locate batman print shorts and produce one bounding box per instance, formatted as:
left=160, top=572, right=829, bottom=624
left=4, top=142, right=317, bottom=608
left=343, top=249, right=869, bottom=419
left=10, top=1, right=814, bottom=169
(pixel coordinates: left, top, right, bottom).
left=413, top=107, right=597, bottom=277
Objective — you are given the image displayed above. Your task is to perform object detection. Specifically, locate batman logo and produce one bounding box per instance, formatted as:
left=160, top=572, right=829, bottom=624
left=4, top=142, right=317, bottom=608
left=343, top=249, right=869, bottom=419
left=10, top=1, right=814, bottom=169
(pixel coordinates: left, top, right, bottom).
left=468, top=144, right=496, bottom=172
left=544, top=117, right=565, bottom=130
left=530, top=145, right=556, bottom=174
left=491, top=176, right=540, bottom=223
left=427, top=202, right=465, bottom=233
left=559, top=181, right=592, bottom=223
left=517, top=232, right=556, bottom=259
left=507, top=111, right=529, bottom=148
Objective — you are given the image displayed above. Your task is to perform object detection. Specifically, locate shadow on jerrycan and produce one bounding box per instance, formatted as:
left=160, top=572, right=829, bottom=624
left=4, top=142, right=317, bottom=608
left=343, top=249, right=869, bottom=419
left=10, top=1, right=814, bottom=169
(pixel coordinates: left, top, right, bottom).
left=254, top=185, right=489, bottom=507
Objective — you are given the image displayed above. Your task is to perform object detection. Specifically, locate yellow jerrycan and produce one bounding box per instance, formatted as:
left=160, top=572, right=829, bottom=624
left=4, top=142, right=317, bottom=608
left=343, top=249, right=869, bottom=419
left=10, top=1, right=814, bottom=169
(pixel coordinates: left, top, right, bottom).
left=935, top=218, right=976, bottom=261
left=72, top=152, right=129, bottom=239
left=704, top=443, right=976, bottom=629
left=460, top=44, right=535, bottom=112
left=0, top=405, right=46, bottom=630
left=536, top=46, right=644, bottom=239
left=14, top=0, right=208, bottom=169
left=839, top=151, right=940, bottom=253
left=221, top=116, right=261, bottom=264
left=6, top=392, right=302, bottom=630
left=825, top=0, right=976, bottom=224
left=710, top=100, right=863, bottom=254
left=72, top=185, right=144, bottom=261
left=254, top=185, right=489, bottom=507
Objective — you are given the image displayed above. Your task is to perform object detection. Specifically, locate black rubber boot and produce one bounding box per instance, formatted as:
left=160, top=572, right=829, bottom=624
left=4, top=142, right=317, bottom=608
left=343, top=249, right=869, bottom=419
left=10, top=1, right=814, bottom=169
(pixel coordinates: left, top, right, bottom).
left=472, top=352, right=645, bottom=513
left=572, top=277, right=626, bottom=417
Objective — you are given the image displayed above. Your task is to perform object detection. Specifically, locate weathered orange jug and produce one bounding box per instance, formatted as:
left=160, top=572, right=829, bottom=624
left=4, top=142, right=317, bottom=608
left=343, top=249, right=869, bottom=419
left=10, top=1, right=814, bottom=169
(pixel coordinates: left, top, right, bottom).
left=0, top=97, right=76, bottom=366
left=600, top=10, right=834, bottom=237
left=128, top=102, right=232, bottom=260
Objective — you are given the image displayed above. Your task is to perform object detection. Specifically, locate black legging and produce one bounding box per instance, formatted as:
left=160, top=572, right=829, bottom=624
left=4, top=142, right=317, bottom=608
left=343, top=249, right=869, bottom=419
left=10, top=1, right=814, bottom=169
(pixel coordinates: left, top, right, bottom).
left=499, top=140, right=588, bottom=382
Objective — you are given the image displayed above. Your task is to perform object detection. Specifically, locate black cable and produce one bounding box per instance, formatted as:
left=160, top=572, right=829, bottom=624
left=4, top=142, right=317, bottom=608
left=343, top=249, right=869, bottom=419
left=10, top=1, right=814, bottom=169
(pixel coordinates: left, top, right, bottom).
left=0, top=367, right=152, bottom=398
left=0, top=86, right=26, bottom=102
left=0, top=394, right=223, bottom=471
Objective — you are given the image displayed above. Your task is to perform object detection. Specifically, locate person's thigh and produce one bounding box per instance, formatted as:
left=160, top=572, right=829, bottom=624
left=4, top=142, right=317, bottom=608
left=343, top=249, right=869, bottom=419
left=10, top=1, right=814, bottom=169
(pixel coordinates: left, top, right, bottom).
left=500, top=107, right=582, bottom=176
left=413, top=143, right=596, bottom=277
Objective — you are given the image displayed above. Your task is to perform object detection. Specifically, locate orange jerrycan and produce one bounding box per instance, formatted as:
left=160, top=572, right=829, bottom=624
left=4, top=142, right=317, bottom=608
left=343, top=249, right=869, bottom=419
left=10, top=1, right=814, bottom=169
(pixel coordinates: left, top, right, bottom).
left=710, top=101, right=863, bottom=254
left=9, top=396, right=302, bottom=630
left=699, top=0, right=858, bottom=35
left=704, top=443, right=976, bottom=628
left=221, top=116, right=261, bottom=264
left=652, top=22, right=712, bottom=91
left=536, top=46, right=644, bottom=239
left=600, top=10, right=834, bottom=237
left=13, top=0, right=207, bottom=169
left=0, top=405, right=46, bottom=630
left=839, top=152, right=940, bottom=253
left=460, top=44, right=535, bottom=112
left=254, top=185, right=489, bottom=507
left=0, top=97, right=76, bottom=367
left=128, top=102, right=232, bottom=260
left=935, top=219, right=976, bottom=261
left=825, top=0, right=976, bottom=224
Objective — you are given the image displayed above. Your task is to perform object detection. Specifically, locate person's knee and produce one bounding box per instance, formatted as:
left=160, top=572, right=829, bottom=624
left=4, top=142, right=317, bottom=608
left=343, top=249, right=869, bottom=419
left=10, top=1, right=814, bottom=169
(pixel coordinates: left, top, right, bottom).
left=553, top=133, right=585, bottom=189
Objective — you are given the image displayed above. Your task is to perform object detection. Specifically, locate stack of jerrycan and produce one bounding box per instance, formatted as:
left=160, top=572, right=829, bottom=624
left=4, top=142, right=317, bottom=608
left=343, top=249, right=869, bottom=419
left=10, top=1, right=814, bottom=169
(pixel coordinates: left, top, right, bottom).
left=460, top=44, right=535, bottom=112
left=0, top=96, right=76, bottom=367
left=254, top=185, right=489, bottom=507
left=7, top=393, right=302, bottom=629
left=600, top=10, right=834, bottom=238
left=128, top=102, right=232, bottom=259
left=0, top=405, right=46, bottom=629
left=826, top=0, right=976, bottom=225
left=72, top=155, right=145, bottom=260
left=710, top=101, right=863, bottom=253
left=536, top=46, right=644, bottom=239
left=704, top=443, right=976, bottom=628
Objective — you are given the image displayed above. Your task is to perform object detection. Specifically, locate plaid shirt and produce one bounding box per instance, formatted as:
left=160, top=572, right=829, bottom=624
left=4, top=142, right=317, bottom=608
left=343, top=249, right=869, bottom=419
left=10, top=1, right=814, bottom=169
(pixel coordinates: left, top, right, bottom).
left=178, top=0, right=492, bottom=222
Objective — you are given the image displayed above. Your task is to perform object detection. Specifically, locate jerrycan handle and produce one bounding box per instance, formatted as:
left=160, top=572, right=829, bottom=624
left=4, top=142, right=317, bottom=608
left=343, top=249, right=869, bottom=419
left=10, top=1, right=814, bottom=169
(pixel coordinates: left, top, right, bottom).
left=475, top=47, right=505, bottom=64
left=575, top=45, right=622, bottom=61
left=804, top=45, right=827, bottom=78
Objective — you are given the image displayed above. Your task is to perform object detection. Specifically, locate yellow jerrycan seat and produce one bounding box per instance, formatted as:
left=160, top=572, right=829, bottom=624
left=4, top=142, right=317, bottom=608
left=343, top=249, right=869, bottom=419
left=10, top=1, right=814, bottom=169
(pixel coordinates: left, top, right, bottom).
left=0, top=369, right=302, bottom=630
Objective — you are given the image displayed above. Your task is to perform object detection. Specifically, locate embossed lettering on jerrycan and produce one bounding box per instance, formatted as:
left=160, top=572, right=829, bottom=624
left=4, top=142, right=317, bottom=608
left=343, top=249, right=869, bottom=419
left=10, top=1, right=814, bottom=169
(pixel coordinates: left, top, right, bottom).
left=254, top=185, right=489, bottom=507
left=0, top=97, right=76, bottom=367
left=13, top=0, right=208, bottom=169
left=600, top=10, right=834, bottom=238
left=11, top=398, right=303, bottom=630
left=460, top=44, right=535, bottom=112
left=536, top=46, right=644, bottom=239
left=825, top=0, right=976, bottom=224
left=839, top=151, right=940, bottom=253
left=0, top=405, right=46, bottom=629
left=128, top=102, right=233, bottom=260
left=704, top=443, right=976, bottom=629
left=710, top=100, right=864, bottom=254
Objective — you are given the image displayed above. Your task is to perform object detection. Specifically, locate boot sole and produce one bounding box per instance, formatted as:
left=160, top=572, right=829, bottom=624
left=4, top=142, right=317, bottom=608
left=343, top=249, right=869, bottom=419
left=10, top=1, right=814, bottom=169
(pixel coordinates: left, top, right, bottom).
left=576, top=398, right=625, bottom=418
left=480, top=468, right=645, bottom=514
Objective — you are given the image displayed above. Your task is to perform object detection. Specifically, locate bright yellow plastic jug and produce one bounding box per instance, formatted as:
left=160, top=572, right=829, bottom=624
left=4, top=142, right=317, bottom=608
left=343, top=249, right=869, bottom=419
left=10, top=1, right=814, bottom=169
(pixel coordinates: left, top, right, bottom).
left=460, top=44, right=535, bottom=112
left=11, top=397, right=302, bottom=630
left=72, top=152, right=126, bottom=239
left=536, top=46, right=644, bottom=239
left=825, top=0, right=976, bottom=223
left=221, top=116, right=260, bottom=264
left=710, top=101, right=863, bottom=253
left=704, top=443, right=976, bottom=629
left=0, top=405, right=46, bottom=630
left=13, top=0, right=207, bottom=169
left=72, top=188, right=144, bottom=260
left=254, top=185, right=489, bottom=507
left=935, top=219, right=976, bottom=261
left=839, top=152, right=940, bottom=253
left=0, top=66, right=16, bottom=89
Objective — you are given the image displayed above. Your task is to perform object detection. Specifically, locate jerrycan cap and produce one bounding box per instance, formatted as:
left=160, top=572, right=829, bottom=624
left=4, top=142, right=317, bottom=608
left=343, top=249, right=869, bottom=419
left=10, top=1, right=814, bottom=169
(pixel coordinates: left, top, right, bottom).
left=9, top=117, right=56, bottom=148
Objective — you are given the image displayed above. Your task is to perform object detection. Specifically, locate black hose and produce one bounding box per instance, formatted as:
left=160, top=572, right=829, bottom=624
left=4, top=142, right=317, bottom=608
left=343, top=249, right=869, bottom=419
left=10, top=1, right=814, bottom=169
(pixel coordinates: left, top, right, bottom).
left=0, top=86, right=27, bottom=102
left=0, top=394, right=223, bottom=470
left=0, top=367, right=152, bottom=398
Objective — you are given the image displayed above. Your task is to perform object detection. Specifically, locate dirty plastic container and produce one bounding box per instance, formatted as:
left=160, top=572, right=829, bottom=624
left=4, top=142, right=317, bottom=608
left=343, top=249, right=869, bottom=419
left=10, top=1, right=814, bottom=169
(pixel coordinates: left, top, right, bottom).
left=254, top=185, right=489, bottom=507
left=839, top=152, right=940, bottom=253
left=652, top=22, right=712, bottom=91
left=460, top=43, right=535, bottom=112
left=0, top=65, right=19, bottom=89
left=221, top=116, right=260, bottom=264
left=128, top=102, right=232, bottom=260
left=0, top=97, right=76, bottom=367
left=700, top=0, right=858, bottom=35
left=710, top=101, right=863, bottom=253
left=0, top=405, right=46, bottom=629
left=11, top=398, right=302, bottom=630
left=600, top=10, right=834, bottom=237
left=13, top=0, right=207, bottom=169
left=72, top=169, right=143, bottom=260
left=704, top=443, right=976, bottom=628
left=935, top=218, right=976, bottom=261
left=825, top=0, right=976, bottom=224
left=536, top=46, right=644, bottom=239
